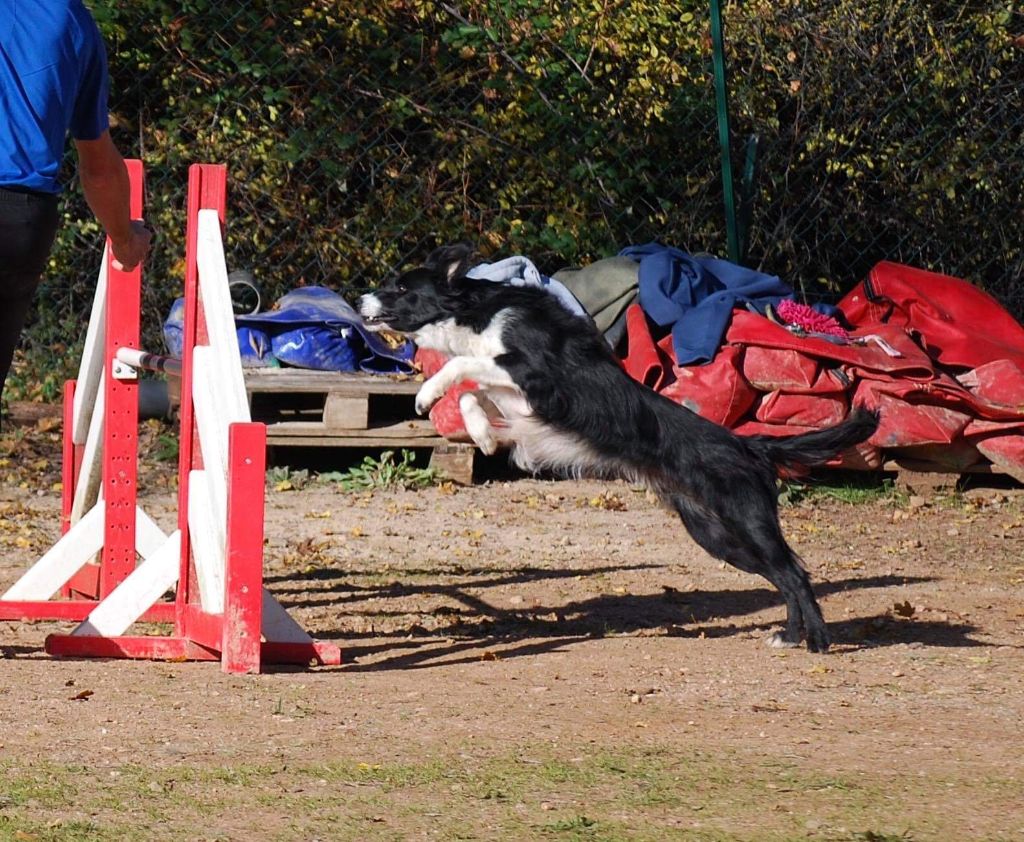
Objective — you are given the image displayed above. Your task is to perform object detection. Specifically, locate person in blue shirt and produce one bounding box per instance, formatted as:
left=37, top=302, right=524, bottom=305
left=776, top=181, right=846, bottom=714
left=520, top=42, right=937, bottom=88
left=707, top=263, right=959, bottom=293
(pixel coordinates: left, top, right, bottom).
left=0, top=0, right=152, bottom=413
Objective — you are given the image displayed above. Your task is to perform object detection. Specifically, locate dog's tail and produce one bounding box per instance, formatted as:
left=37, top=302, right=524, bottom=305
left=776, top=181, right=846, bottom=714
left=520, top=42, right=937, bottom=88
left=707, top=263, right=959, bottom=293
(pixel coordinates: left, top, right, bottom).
left=745, top=406, right=880, bottom=470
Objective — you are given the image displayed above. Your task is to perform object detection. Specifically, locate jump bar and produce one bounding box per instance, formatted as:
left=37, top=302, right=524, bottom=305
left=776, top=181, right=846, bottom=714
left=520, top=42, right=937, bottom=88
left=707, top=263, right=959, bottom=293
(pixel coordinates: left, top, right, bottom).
left=116, top=347, right=183, bottom=377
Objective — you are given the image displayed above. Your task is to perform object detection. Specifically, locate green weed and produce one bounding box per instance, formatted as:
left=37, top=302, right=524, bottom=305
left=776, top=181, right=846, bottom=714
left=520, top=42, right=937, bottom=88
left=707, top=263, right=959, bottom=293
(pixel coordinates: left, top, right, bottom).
left=268, top=450, right=439, bottom=493
left=320, top=449, right=439, bottom=492
left=267, top=465, right=312, bottom=490
left=779, top=475, right=904, bottom=507
left=151, top=431, right=179, bottom=462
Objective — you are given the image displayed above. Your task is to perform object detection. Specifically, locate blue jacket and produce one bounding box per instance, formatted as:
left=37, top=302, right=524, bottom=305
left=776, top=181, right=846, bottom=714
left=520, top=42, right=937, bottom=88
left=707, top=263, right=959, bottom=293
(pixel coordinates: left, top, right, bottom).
left=0, top=0, right=110, bottom=193
left=620, top=243, right=797, bottom=366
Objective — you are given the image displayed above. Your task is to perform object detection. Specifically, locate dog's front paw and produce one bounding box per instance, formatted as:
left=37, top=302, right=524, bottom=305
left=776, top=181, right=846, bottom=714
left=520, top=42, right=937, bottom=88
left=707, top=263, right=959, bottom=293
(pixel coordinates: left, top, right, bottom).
left=414, top=384, right=441, bottom=416
left=474, top=432, right=498, bottom=456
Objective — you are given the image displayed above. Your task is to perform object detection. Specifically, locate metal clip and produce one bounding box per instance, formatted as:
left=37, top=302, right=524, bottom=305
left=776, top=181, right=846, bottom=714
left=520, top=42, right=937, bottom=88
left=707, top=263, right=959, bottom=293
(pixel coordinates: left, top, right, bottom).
left=111, top=359, right=139, bottom=381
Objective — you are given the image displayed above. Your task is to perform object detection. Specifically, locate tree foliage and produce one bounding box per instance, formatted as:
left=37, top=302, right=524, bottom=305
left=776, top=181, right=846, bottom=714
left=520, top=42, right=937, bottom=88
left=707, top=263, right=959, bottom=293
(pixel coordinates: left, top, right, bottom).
left=11, top=1, right=1021, bottom=399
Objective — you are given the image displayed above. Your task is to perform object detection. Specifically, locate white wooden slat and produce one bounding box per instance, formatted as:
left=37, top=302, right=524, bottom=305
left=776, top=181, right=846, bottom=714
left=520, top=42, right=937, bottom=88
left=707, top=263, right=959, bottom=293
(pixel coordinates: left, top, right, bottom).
left=72, top=248, right=109, bottom=445
left=261, top=589, right=314, bottom=644
left=70, top=532, right=181, bottom=637
left=187, top=470, right=226, bottom=613
left=70, top=371, right=105, bottom=525
left=191, top=351, right=230, bottom=530
left=196, top=210, right=250, bottom=423
left=135, top=506, right=170, bottom=559
left=1, top=504, right=105, bottom=601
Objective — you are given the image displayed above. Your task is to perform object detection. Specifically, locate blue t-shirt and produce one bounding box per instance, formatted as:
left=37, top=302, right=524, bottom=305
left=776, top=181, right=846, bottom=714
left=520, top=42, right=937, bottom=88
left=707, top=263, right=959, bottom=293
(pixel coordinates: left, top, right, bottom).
left=0, top=0, right=110, bottom=193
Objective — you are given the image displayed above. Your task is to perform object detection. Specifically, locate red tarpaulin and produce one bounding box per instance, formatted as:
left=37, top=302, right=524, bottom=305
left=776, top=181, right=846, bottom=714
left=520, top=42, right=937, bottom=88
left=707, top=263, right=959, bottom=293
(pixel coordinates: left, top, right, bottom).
left=421, top=261, right=1024, bottom=480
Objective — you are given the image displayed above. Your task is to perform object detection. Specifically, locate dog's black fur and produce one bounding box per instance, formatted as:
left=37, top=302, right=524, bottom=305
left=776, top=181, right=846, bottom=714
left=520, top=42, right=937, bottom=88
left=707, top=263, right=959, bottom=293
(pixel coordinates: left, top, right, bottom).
left=359, top=244, right=880, bottom=652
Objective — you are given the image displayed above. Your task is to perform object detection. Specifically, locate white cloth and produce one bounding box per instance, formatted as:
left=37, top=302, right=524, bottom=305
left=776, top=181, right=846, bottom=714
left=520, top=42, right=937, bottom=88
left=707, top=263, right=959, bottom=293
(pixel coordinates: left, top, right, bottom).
left=466, top=256, right=590, bottom=320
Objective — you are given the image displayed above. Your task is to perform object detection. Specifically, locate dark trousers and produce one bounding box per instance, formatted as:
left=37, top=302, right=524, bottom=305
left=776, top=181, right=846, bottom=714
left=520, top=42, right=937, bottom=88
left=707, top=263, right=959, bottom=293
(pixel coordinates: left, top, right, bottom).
left=0, top=186, right=60, bottom=412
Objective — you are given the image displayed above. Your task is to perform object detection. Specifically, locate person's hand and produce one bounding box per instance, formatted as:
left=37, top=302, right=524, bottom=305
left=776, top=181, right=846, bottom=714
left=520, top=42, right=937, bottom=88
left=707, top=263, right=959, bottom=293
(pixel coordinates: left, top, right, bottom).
left=110, top=220, right=153, bottom=271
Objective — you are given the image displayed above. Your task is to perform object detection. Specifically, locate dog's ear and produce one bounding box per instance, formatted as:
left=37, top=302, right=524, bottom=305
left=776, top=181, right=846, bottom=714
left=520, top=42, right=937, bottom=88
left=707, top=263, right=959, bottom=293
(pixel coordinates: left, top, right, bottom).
left=424, top=242, right=479, bottom=283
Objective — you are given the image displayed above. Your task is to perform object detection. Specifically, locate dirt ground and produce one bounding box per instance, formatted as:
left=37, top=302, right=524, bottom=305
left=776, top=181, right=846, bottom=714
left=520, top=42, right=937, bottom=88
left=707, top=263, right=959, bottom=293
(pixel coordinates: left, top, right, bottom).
left=1, top=419, right=1023, bottom=841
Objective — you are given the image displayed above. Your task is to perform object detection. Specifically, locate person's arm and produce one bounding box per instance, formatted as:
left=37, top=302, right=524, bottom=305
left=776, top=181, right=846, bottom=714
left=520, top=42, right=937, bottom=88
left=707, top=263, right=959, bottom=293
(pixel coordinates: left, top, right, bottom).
left=74, top=131, right=152, bottom=270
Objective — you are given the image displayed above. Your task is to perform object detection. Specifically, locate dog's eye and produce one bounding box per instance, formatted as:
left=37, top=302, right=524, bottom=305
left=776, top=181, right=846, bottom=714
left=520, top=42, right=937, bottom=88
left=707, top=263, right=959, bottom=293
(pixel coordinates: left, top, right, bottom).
left=396, top=284, right=407, bottom=293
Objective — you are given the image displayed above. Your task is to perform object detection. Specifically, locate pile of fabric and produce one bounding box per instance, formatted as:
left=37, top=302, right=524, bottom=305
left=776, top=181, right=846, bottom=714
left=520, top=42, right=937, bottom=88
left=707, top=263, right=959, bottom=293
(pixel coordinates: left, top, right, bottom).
left=163, top=245, right=1024, bottom=480
left=427, top=246, right=1024, bottom=480
left=163, top=285, right=415, bottom=375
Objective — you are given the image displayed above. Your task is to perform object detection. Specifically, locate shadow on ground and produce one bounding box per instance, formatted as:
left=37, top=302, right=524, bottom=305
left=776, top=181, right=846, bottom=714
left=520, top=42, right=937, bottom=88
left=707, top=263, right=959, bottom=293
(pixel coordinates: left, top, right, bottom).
left=263, top=564, right=993, bottom=671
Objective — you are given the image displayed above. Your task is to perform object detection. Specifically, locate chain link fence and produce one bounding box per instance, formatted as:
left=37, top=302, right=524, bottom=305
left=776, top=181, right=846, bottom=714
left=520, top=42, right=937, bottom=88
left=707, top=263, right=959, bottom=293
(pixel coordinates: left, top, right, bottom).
left=14, top=1, right=1022, bottom=398
left=726, top=0, right=1024, bottom=308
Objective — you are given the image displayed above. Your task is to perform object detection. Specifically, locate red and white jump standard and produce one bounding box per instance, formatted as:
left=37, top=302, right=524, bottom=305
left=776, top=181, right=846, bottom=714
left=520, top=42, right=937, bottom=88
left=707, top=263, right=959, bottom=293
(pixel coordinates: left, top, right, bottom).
left=0, top=162, right=341, bottom=673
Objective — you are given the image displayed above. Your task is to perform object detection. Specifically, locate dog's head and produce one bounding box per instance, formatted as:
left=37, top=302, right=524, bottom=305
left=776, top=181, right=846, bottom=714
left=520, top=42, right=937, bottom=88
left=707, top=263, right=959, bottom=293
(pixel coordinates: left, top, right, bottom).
left=359, top=242, right=479, bottom=334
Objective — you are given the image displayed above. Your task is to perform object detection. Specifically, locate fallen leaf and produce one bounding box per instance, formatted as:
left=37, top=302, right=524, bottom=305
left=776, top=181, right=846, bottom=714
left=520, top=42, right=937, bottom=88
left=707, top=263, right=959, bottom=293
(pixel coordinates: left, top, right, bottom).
left=893, top=600, right=916, bottom=618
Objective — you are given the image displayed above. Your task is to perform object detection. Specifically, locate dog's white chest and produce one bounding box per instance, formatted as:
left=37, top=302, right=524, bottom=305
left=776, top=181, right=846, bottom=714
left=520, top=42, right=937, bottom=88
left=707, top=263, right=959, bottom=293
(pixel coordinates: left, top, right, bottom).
left=414, top=309, right=510, bottom=358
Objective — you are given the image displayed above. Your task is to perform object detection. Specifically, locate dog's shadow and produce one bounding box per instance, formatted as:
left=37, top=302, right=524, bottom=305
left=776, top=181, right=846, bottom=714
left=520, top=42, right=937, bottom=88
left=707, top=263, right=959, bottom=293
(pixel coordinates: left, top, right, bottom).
left=266, top=563, right=996, bottom=671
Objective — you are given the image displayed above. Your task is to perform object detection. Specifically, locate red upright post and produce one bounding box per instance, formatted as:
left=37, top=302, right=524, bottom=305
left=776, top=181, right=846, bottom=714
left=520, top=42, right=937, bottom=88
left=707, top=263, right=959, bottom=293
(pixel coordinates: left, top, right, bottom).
left=221, top=423, right=267, bottom=673
left=176, top=163, right=228, bottom=626
left=99, top=159, right=145, bottom=597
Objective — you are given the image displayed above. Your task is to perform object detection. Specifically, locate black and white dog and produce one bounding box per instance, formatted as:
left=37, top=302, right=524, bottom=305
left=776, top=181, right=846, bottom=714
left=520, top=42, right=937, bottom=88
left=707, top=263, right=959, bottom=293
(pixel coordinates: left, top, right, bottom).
left=359, top=244, right=879, bottom=652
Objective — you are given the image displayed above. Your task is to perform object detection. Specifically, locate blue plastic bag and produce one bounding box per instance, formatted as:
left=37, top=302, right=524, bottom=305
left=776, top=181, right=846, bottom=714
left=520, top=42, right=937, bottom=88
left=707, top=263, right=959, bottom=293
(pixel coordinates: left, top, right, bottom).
left=165, top=286, right=415, bottom=373
left=236, top=287, right=415, bottom=373
left=162, top=298, right=276, bottom=367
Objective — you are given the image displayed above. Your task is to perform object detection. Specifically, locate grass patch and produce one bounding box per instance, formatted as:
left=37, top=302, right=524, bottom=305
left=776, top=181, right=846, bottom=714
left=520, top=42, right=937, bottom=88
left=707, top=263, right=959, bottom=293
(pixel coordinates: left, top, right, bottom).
left=0, top=747, right=1016, bottom=841
left=779, top=473, right=905, bottom=507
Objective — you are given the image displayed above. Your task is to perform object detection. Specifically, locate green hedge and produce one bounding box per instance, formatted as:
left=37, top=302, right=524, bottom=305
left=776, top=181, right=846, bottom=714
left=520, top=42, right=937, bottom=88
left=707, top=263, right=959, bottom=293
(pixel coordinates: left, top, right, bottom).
left=10, top=1, right=1021, bottom=400
left=724, top=0, right=1022, bottom=301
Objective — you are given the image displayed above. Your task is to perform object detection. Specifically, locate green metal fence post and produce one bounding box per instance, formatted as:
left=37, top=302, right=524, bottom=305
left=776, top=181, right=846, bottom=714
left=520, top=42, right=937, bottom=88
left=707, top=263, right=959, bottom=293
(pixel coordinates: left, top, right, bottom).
left=709, top=0, right=740, bottom=263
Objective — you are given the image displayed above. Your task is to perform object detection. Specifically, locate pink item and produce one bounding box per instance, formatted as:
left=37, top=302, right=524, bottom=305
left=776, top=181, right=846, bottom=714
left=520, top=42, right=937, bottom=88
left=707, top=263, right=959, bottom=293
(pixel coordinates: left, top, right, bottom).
left=776, top=299, right=849, bottom=339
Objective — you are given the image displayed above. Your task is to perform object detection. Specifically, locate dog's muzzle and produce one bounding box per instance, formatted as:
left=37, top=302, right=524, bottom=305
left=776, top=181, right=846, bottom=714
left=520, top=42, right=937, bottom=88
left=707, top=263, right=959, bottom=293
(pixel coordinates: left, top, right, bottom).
left=358, top=293, right=385, bottom=328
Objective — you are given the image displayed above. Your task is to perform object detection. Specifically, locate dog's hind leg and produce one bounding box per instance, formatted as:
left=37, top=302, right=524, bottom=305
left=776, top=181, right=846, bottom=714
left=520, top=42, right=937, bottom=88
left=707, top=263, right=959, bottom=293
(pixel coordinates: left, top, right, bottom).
left=758, top=551, right=830, bottom=653
left=667, top=494, right=831, bottom=652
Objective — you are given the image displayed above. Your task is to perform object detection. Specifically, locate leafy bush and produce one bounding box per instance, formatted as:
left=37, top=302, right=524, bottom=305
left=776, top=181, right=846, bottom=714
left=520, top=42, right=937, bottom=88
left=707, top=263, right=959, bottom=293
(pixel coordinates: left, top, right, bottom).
left=724, top=0, right=1023, bottom=302
left=10, top=1, right=1020, bottom=399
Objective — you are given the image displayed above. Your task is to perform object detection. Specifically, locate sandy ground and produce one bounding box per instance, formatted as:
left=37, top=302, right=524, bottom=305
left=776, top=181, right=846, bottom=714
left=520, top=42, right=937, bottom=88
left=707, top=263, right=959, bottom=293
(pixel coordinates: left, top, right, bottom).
left=0, top=422, right=1023, bottom=840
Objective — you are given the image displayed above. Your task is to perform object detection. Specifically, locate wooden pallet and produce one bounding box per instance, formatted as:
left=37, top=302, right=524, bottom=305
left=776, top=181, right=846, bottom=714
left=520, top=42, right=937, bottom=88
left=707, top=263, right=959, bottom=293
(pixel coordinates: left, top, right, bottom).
left=242, top=369, right=476, bottom=483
